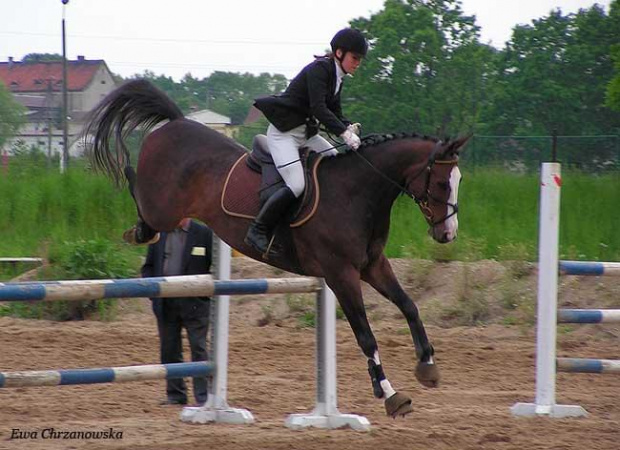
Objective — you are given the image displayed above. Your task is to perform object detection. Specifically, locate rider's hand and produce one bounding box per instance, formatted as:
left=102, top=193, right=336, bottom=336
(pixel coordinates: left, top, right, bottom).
left=341, top=126, right=361, bottom=151
left=350, top=123, right=362, bottom=136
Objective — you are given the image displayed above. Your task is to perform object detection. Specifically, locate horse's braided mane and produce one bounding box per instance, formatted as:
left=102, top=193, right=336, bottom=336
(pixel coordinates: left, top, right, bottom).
left=359, top=132, right=441, bottom=150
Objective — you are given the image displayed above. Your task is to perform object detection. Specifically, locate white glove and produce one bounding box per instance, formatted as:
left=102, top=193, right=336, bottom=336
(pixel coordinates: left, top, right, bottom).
left=341, top=126, right=361, bottom=150
left=350, top=122, right=362, bottom=136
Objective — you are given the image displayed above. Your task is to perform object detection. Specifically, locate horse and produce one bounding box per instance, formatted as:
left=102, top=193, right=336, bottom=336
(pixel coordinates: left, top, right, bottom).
left=84, top=79, right=469, bottom=418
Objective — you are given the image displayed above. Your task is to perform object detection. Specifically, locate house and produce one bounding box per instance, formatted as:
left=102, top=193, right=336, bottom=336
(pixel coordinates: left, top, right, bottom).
left=0, top=56, right=118, bottom=157
left=186, top=108, right=233, bottom=138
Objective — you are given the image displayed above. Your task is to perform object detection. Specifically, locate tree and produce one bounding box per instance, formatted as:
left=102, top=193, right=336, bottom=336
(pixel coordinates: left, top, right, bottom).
left=0, top=83, right=26, bottom=149
left=482, top=5, right=620, bottom=136
left=134, top=70, right=288, bottom=125
left=22, top=53, right=63, bottom=62
left=202, top=71, right=288, bottom=124
left=605, top=0, right=620, bottom=113
left=606, top=44, right=620, bottom=112
left=346, top=0, right=491, bottom=136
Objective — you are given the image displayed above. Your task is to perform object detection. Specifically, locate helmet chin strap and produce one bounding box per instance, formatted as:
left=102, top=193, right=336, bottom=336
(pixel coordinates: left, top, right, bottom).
left=335, top=51, right=348, bottom=74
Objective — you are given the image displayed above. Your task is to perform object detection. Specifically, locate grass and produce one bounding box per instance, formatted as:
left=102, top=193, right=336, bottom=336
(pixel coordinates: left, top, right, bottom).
left=386, top=168, right=620, bottom=261
left=0, top=161, right=144, bottom=269
left=0, top=161, right=618, bottom=265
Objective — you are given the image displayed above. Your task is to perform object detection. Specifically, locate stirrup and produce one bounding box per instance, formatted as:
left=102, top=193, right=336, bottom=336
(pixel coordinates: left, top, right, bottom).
left=262, top=234, right=278, bottom=259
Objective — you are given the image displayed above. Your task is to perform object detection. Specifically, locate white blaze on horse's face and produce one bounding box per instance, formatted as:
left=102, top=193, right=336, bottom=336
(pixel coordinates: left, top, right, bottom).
left=443, top=165, right=461, bottom=242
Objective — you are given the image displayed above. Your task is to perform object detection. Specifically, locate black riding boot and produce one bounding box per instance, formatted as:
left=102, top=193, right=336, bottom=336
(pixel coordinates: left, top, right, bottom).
left=244, top=186, right=297, bottom=254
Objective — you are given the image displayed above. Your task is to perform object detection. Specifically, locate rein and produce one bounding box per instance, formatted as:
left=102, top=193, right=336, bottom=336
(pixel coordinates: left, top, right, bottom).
left=352, top=139, right=459, bottom=226
left=271, top=132, right=459, bottom=226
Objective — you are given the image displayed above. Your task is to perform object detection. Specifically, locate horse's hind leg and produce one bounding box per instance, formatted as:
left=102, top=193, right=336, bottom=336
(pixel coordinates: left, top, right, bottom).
left=324, top=265, right=413, bottom=418
left=122, top=219, right=159, bottom=245
left=361, top=255, right=440, bottom=389
left=122, top=166, right=160, bottom=245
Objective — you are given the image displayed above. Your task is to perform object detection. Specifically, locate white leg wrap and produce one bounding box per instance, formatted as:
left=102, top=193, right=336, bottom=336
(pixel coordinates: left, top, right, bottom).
left=372, top=352, right=396, bottom=398
left=380, top=380, right=396, bottom=399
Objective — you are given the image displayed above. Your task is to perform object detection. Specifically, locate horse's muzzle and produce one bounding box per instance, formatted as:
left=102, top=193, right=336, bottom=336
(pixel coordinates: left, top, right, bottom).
left=429, top=226, right=457, bottom=244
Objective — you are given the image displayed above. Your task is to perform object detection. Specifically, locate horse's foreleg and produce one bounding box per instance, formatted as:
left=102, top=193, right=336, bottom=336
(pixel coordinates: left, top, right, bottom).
left=361, top=255, right=440, bottom=389
left=324, top=266, right=413, bottom=418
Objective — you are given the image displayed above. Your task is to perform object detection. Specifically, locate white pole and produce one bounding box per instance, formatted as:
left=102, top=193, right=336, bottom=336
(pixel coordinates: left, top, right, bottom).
left=534, top=162, right=561, bottom=412
left=180, top=237, right=254, bottom=424
left=285, top=280, right=370, bottom=430
left=211, top=236, right=232, bottom=407
left=511, top=163, right=586, bottom=418
left=316, top=280, right=338, bottom=415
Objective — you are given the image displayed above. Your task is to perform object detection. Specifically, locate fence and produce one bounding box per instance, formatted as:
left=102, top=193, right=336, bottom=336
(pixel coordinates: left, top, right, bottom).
left=0, top=238, right=371, bottom=431
left=511, top=163, right=620, bottom=418
left=464, top=134, right=620, bottom=172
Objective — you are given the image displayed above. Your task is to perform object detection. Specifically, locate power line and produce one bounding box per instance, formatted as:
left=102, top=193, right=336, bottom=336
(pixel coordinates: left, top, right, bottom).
left=0, top=30, right=325, bottom=46
left=106, top=60, right=298, bottom=74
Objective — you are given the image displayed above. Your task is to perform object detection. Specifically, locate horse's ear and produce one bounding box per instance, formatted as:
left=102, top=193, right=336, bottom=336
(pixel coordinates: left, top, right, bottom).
left=442, top=133, right=472, bottom=158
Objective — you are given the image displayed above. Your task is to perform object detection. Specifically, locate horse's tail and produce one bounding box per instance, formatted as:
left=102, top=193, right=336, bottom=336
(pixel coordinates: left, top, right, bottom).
left=84, top=79, right=184, bottom=186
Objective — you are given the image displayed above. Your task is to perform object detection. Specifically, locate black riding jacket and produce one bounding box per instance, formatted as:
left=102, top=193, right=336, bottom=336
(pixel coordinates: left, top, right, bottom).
left=254, top=57, right=351, bottom=136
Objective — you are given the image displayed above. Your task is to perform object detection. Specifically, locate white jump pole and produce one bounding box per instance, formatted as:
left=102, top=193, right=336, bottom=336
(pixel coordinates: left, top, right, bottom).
left=181, top=237, right=254, bottom=424
left=511, top=162, right=587, bottom=418
left=284, top=280, right=370, bottom=431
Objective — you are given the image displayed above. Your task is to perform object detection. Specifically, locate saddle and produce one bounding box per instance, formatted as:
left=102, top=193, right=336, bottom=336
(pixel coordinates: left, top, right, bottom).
left=221, top=135, right=323, bottom=227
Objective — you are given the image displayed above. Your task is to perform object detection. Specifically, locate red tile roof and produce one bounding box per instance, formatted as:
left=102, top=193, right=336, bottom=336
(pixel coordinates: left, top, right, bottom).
left=0, top=59, right=106, bottom=93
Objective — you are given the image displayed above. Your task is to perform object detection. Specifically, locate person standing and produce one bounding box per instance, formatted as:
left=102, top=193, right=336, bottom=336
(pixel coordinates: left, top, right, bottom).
left=141, top=218, right=213, bottom=405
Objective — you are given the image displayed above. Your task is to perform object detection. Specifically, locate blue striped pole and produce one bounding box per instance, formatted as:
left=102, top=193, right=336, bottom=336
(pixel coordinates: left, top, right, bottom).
left=0, top=276, right=321, bottom=302
left=557, top=358, right=620, bottom=374
left=559, top=261, right=620, bottom=276
left=558, top=309, right=620, bottom=324
left=0, top=361, right=214, bottom=388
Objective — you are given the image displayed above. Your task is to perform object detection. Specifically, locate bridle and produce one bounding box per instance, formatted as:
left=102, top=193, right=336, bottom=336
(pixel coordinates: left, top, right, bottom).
left=411, top=143, right=460, bottom=226
left=353, top=140, right=459, bottom=226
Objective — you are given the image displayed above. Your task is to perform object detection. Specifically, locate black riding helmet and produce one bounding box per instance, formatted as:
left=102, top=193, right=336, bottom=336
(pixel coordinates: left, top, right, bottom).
left=330, top=28, right=368, bottom=57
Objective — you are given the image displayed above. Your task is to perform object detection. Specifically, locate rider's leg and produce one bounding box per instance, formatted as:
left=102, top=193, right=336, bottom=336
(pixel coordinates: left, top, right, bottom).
left=306, top=134, right=339, bottom=157
left=267, top=124, right=306, bottom=197
left=244, top=125, right=303, bottom=254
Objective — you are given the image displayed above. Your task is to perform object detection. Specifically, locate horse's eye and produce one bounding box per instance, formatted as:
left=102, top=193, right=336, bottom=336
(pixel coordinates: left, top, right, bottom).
left=438, top=181, right=450, bottom=190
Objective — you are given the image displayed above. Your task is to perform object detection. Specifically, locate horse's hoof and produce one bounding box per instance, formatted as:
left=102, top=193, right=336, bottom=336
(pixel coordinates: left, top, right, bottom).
left=122, top=227, right=160, bottom=245
left=384, top=392, right=413, bottom=418
left=143, top=232, right=160, bottom=245
left=415, top=361, right=440, bottom=388
left=122, top=227, right=139, bottom=244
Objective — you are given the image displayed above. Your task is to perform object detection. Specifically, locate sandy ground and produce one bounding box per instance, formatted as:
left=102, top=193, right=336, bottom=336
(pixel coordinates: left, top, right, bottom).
left=0, top=257, right=619, bottom=450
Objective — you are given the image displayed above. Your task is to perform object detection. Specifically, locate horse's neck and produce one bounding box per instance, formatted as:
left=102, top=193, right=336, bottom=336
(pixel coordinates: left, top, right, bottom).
left=359, top=139, right=434, bottom=186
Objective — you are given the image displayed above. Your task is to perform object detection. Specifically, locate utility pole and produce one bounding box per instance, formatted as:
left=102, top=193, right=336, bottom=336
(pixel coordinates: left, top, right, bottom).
left=61, top=0, right=69, bottom=173
left=46, top=78, right=54, bottom=167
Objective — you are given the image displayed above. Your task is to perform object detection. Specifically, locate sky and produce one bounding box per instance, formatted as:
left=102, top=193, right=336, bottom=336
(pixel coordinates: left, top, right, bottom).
left=0, top=0, right=613, bottom=81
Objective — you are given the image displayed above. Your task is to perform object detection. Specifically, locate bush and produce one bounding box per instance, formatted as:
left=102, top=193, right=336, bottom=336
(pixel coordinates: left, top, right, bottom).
left=0, top=239, right=138, bottom=321
left=51, top=239, right=134, bottom=280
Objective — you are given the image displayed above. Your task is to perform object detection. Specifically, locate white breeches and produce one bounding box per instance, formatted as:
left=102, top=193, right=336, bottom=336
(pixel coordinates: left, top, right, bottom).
left=267, top=124, right=339, bottom=198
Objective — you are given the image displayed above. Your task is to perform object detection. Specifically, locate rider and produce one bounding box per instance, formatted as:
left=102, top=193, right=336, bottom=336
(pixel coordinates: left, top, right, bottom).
left=244, top=27, right=369, bottom=255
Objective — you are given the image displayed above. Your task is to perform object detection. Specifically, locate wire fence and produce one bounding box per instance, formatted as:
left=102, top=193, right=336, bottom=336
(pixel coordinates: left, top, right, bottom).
left=462, top=135, right=620, bottom=173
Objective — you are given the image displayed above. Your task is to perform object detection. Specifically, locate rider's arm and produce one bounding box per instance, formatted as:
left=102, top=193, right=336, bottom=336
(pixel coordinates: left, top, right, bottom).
left=306, top=62, right=347, bottom=136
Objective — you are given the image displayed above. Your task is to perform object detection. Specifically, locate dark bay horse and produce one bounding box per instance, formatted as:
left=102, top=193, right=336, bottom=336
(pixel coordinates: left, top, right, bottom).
left=85, top=80, right=469, bottom=417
